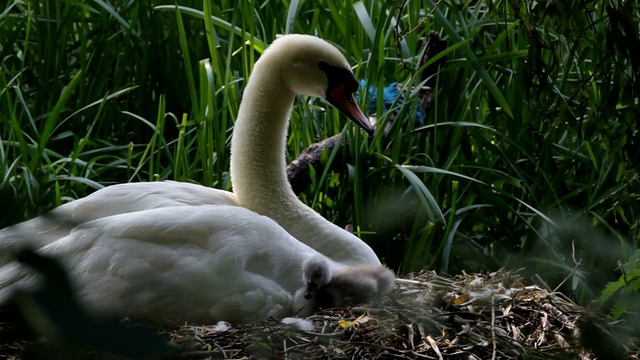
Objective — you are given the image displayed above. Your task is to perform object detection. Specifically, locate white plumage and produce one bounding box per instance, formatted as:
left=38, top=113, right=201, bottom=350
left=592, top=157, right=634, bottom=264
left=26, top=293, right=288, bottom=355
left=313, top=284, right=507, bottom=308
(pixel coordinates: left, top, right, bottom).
left=2, top=205, right=340, bottom=323
left=0, top=34, right=384, bottom=323
left=0, top=181, right=238, bottom=254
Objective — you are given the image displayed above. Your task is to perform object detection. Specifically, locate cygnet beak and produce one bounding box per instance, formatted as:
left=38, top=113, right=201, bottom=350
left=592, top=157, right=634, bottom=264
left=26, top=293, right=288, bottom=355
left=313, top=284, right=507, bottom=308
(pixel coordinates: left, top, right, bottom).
left=327, top=83, right=374, bottom=136
left=304, top=280, right=319, bottom=300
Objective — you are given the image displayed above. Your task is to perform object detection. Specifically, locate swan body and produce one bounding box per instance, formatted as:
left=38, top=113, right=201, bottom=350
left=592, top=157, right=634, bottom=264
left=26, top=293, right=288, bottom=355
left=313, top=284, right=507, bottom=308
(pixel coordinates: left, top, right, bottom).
left=0, top=34, right=380, bottom=323
left=1, top=206, right=339, bottom=323
left=293, top=256, right=394, bottom=317
left=0, top=181, right=238, bottom=257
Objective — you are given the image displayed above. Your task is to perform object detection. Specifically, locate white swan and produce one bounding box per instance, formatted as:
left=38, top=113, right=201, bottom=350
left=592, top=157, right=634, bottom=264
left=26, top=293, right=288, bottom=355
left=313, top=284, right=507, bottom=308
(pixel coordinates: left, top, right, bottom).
left=1, top=206, right=342, bottom=323
left=0, top=35, right=381, bottom=323
left=293, top=256, right=394, bottom=317
left=1, top=34, right=379, bottom=267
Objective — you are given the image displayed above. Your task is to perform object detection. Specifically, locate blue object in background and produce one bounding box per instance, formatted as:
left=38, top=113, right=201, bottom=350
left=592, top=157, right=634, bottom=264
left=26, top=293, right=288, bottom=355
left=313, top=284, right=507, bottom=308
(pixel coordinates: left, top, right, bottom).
left=358, top=80, right=425, bottom=126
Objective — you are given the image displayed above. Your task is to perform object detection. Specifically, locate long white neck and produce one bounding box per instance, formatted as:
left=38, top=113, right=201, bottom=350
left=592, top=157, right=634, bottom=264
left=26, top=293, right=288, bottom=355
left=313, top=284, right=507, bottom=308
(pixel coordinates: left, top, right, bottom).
left=230, top=52, right=380, bottom=266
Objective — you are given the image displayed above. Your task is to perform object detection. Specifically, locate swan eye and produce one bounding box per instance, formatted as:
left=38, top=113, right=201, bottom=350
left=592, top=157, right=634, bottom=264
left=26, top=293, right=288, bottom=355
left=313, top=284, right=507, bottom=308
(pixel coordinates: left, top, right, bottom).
left=318, top=61, right=358, bottom=97
left=344, top=77, right=359, bottom=95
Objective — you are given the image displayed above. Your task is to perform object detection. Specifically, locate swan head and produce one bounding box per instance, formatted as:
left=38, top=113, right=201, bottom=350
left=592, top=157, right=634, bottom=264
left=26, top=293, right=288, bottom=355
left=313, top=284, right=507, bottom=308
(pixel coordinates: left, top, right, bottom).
left=265, top=34, right=373, bottom=135
left=301, top=256, right=332, bottom=300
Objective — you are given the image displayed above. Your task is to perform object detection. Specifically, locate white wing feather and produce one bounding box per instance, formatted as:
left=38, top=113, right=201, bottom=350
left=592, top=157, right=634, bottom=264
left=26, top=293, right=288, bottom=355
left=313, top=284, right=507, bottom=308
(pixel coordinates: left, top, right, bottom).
left=0, top=181, right=238, bottom=254
left=0, top=204, right=324, bottom=323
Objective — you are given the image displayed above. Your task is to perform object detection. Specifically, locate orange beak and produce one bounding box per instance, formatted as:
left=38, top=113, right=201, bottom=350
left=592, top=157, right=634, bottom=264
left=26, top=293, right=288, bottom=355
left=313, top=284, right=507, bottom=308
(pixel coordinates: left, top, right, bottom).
left=327, top=83, right=374, bottom=136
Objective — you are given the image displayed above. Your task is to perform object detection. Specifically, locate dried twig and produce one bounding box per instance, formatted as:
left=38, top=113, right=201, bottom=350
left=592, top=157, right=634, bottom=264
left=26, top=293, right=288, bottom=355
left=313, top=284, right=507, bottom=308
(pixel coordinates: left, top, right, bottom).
left=154, top=270, right=638, bottom=359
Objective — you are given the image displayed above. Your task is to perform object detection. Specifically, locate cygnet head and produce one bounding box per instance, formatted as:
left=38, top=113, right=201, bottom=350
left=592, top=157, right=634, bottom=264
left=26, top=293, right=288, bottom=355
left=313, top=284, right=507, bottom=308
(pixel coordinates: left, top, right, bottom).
left=257, top=34, right=373, bottom=135
left=301, top=256, right=333, bottom=300
left=293, top=257, right=395, bottom=317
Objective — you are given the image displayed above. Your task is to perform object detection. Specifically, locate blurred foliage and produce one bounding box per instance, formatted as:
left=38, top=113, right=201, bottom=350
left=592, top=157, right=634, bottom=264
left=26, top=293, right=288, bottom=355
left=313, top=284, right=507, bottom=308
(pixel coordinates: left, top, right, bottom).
left=7, top=250, right=175, bottom=359
left=601, top=250, right=640, bottom=321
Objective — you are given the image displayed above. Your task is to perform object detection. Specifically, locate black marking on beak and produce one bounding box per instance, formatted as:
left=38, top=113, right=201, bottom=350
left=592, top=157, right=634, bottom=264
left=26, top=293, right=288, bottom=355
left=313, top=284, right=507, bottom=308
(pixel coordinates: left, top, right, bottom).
left=304, top=281, right=319, bottom=300
left=319, top=62, right=374, bottom=135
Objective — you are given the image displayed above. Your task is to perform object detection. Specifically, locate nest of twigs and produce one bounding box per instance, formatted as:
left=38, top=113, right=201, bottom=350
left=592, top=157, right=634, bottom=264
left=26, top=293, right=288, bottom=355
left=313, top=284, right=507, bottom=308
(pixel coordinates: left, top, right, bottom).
left=168, top=270, right=639, bottom=359
left=1, top=270, right=638, bottom=359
